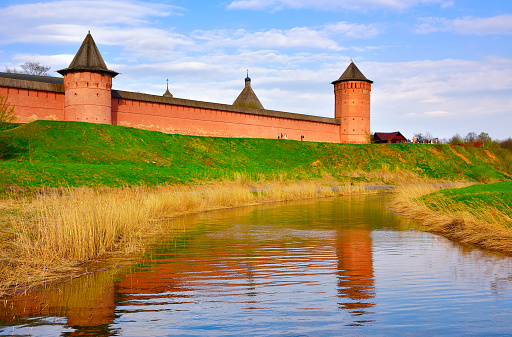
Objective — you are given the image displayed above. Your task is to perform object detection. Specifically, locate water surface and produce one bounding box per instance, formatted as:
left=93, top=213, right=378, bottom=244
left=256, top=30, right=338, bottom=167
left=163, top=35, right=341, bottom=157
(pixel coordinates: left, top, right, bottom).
left=1, top=194, right=512, bottom=336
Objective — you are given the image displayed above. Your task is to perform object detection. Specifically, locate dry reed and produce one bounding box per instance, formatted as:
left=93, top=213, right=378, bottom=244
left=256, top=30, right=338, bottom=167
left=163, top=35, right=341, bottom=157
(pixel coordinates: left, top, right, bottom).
left=391, top=183, right=512, bottom=254
left=0, top=180, right=376, bottom=296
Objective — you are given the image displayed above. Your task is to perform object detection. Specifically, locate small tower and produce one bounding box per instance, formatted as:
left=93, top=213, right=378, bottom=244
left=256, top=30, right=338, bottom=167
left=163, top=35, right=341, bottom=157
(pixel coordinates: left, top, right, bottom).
left=58, top=32, right=118, bottom=124
left=332, top=61, right=373, bottom=144
left=233, top=72, right=264, bottom=109
left=163, top=79, right=173, bottom=98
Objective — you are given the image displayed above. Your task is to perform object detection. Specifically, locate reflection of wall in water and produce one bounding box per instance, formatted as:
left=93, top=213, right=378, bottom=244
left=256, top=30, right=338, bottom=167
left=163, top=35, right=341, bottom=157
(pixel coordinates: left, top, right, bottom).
left=0, top=271, right=117, bottom=336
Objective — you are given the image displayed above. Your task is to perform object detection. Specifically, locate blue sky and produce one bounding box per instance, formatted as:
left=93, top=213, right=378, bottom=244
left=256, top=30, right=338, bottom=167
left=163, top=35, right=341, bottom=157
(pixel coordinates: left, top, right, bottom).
left=1, top=0, right=511, bottom=140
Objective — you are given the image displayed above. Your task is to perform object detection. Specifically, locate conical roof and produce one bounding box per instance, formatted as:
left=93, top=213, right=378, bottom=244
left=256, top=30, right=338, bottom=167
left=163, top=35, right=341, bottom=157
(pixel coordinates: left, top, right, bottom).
left=58, top=32, right=118, bottom=77
left=163, top=87, right=173, bottom=98
left=233, top=75, right=264, bottom=109
left=332, top=62, right=372, bottom=84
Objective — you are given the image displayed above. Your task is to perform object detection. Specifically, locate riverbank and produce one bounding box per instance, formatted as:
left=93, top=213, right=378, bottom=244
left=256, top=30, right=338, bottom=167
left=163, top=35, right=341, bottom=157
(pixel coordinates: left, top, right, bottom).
left=0, top=179, right=391, bottom=297
left=391, top=182, right=512, bottom=254
left=2, top=120, right=512, bottom=296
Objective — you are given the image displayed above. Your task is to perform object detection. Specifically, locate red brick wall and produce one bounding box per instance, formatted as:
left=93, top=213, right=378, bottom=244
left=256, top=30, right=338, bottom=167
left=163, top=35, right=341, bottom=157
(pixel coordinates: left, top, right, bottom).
left=0, top=86, right=64, bottom=122
left=1, top=82, right=343, bottom=144
left=334, top=81, right=371, bottom=144
left=112, top=97, right=341, bottom=143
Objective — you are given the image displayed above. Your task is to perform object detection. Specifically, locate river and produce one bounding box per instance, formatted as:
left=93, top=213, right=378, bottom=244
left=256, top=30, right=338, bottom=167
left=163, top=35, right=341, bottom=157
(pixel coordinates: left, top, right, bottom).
left=1, top=193, right=512, bottom=336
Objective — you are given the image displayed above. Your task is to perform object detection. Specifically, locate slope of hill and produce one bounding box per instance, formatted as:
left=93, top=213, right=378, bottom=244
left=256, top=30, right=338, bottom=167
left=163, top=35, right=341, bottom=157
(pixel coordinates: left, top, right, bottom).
left=1, top=120, right=511, bottom=187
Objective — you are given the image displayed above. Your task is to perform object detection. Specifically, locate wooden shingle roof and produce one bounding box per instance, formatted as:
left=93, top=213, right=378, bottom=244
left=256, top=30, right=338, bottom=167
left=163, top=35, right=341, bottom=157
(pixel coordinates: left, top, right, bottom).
left=233, top=76, right=264, bottom=109
left=57, top=32, right=118, bottom=77
left=332, top=62, right=372, bottom=84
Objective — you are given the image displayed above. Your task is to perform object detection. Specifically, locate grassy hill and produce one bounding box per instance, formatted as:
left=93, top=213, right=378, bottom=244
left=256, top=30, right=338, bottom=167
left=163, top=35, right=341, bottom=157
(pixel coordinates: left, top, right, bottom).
left=1, top=120, right=511, bottom=188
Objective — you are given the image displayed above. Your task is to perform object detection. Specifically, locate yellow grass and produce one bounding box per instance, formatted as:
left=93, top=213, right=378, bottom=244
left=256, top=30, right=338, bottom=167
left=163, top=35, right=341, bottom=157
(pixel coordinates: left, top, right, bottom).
left=391, top=183, right=512, bottom=254
left=0, top=180, right=377, bottom=296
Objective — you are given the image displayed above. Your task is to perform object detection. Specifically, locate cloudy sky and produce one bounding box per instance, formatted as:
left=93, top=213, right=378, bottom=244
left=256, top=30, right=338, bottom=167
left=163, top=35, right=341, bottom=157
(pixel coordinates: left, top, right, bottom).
left=1, top=0, right=511, bottom=140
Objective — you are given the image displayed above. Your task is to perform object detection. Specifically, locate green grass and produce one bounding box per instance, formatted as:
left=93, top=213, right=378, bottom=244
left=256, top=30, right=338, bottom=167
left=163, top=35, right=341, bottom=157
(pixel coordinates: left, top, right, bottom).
left=423, top=182, right=512, bottom=215
left=1, top=120, right=512, bottom=188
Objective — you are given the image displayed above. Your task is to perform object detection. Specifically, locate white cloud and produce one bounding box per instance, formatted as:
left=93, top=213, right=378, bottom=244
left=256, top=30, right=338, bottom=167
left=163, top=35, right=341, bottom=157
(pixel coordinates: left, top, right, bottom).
left=227, top=0, right=453, bottom=12
left=3, top=0, right=174, bottom=24
left=187, top=21, right=381, bottom=55
left=0, top=0, right=379, bottom=64
left=193, top=27, right=343, bottom=51
left=325, top=22, right=381, bottom=39
left=415, top=15, right=512, bottom=35
left=367, top=58, right=512, bottom=138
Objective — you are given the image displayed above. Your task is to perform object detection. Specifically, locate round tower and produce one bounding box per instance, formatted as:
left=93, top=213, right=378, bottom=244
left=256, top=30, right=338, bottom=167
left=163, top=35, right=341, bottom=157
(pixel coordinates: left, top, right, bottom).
left=332, top=62, right=373, bottom=144
left=58, top=32, right=118, bottom=124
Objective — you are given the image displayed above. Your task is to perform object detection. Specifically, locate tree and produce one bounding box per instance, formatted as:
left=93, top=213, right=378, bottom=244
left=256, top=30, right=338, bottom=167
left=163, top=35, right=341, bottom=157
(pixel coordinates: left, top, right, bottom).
left=413, top=133, right=423, bottom=142
left=0, top=94, right=16, bottom=160
left=5, top=61, right=51, bottom=76
left=423, top=132, right=433, bottom=141
left=448, top=133, right=463, bottom=145
left=465, top=132, right=477, bottom=143
left=501, top=138, right=512, bottom=150
left=0, top=94, right=15, bottom=125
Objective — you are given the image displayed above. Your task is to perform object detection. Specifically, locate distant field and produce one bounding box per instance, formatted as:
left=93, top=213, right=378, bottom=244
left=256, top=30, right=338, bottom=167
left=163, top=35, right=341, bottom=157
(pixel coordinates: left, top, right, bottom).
left=1, top=120, right=511, bottom=188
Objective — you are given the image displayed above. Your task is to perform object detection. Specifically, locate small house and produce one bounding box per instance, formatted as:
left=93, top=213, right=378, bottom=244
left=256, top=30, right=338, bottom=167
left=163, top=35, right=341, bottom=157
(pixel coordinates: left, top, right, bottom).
left=373, top=132, right=407, bottom=144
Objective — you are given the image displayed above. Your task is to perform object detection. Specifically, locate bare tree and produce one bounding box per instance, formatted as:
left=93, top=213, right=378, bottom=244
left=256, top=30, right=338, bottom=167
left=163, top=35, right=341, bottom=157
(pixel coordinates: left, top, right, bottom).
left=0, top=94, right=15, bottom=124
left=465, top=132, right=477, bottom=143
left=5, top=61, right=51, bottom=76
left=413, top=133, right=423, bottom=142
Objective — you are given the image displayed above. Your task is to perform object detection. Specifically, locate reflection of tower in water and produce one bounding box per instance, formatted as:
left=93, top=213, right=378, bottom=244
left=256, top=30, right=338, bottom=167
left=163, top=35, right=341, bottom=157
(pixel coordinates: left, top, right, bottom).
left=336, top=227, right=375, bottom=315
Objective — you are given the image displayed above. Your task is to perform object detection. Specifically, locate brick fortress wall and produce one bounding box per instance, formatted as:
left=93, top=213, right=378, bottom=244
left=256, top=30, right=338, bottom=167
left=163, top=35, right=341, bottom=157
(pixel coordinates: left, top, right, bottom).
left=0, top=75, right=65, bottom=122
left=0, top=74, right=341, bottom=143
left=112, top=91, right=341, bottom=143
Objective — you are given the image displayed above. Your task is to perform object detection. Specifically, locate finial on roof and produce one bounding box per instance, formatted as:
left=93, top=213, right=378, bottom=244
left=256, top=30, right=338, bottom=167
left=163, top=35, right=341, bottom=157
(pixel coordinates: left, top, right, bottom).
left=245, top=69, right=251, bottom=87
left=350, top=58, right=353, bottom=62
left=88, top=30, right=90, bottom=34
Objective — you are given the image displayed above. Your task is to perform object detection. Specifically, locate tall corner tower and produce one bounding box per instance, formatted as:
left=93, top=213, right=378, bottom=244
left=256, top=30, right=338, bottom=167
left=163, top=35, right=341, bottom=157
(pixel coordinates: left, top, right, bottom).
left=57, top=32, right=118, bottom=124
left=332, top=62, right=373, bottom=144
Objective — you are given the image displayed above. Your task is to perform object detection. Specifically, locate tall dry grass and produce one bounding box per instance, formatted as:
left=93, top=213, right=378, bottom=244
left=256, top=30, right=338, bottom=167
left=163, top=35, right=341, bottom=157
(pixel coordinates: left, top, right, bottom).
left=391, top=183, right=512, bottom=254
left=0, top=180, right=376, bottom=296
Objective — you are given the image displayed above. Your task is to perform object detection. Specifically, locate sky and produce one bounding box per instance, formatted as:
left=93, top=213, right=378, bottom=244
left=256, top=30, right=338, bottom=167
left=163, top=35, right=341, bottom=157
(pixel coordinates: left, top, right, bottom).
left=0, top=0, right=511, bottom=141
